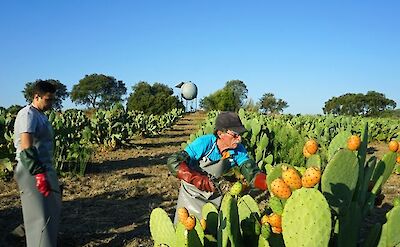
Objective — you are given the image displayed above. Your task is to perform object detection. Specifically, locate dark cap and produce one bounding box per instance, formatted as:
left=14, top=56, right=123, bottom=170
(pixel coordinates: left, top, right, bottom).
left=215, top=111, right=247, bottom=134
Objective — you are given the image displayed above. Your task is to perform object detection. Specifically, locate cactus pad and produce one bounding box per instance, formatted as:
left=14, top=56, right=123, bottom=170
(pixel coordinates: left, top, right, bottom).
left=282, top=188, right=331, bottom=247
left=150, top=208, right=176, bottom=247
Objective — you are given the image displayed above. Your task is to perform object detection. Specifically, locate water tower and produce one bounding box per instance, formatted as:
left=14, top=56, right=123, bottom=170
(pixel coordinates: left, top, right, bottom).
left=175, top=81, right=198, bottom=112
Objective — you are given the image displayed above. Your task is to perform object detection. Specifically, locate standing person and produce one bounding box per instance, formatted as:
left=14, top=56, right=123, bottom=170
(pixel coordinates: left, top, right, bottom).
left=167, top=111, right=267, bottom=223
left=14, top=81, right=62, bottom=246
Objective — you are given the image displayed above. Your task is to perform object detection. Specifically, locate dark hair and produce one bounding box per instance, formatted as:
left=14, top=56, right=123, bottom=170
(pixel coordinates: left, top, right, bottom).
left=33, top=80, right=57, bottom=96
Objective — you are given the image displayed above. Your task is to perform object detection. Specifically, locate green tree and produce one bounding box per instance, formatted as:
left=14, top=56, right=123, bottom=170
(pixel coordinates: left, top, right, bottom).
left=200, top=88, right=238, bottom=111
left=126, top=81, right=184, bottom=114
left=225, top=80, right=248, bottom=107
left=23, top=79, right=69, bottom=110
left=70, top=74, right=127, bottom=109
left=259, top=93, right=288, bottom=114
left=200, top=80, right=248, bottom=111
left=323, top=91, right=396, bottom=116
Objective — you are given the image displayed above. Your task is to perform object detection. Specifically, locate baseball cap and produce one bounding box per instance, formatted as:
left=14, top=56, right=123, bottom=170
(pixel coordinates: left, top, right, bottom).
left=215, top=111, right=247, bottom=134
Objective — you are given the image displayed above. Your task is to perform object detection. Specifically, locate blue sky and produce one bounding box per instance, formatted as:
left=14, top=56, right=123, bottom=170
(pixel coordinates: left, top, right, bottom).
left=1, top=1, right=399, bottom=114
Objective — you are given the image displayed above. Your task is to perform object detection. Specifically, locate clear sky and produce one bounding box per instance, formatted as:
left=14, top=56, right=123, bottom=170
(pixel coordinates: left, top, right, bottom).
left=1, top=1, right=399, bottom=114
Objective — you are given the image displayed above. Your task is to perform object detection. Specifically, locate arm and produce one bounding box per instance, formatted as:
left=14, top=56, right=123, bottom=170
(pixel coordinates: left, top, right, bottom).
left=167, top=150, right=215, bottom=192
left=19, top=132, right=50, bottom=196
left=239, top=159, right=267, bottom=191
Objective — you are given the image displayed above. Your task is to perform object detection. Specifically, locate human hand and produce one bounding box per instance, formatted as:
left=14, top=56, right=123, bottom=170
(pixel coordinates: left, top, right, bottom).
left=35, top=173, right=50, bottom=197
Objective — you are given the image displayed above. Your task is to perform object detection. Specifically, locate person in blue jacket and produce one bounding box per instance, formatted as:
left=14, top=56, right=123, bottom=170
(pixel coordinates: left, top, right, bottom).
left=167, top=111, right=267, bottom=223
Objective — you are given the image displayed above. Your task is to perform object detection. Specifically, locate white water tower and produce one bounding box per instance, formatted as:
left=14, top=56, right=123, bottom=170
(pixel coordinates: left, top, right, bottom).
left=175, top=81, right=198, bottom=112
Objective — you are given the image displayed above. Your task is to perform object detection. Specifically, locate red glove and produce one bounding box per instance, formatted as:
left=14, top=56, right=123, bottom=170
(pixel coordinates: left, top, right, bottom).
left=35, top=173, right=50, bottom=197
left=177, top=162, right=215, bottom=192
left=254, top=173, right=267, bottom=191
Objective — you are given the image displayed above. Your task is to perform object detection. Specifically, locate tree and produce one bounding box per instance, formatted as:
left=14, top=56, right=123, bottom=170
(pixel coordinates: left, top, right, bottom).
left=225, top=80, right=248, bottom=107
left=323, top=91, right=396, bottom=116
left=259, top=93, right=288, bottom=114
left=7, top=105, right=23, bottom=115
left=200, top=80, right=248, bottom=111
left=126, top=81, right=184, bottom=115
left=70, top=74, right=127, bottom=109
left=23, top=79, right=69, bottom=110
left=200, top=88, right=238, bottom=111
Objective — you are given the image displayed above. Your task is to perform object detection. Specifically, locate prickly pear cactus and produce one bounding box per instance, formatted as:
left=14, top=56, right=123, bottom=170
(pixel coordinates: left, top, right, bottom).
left=237, top=195, right=260, bottom=242
left=150, top=208, right=176, bottom=247
left=327, top=131, right=352, bottom=161
left=202, top=203, right=218, bottom=236
left=282, top=188, right=331, bottom=247
left=268, top=196, right=284, bottom=215
left=176, top=219, right=204, bottom=247
left=218, top=193, right=243, bottom=247
left=266, top=163, right=285, bottom=190
left=377, top=206, right=400, bottom=247
left=321, top=149, right=359, bottom=216
left=371, top=152, right=397, bottom=192
left=306, top=154, right=321, bottom=168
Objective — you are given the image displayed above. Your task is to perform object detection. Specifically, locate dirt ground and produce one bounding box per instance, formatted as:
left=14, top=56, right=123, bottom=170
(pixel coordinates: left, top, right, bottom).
left=0, top=112, right=399, bottom=247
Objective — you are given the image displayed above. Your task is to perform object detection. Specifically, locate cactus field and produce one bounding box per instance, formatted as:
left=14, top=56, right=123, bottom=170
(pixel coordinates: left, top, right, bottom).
left=1, top=111, right=400, bottom=246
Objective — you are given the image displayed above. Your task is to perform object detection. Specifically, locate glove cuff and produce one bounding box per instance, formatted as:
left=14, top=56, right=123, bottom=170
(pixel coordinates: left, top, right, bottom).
left=254, top=173, right=267, bottom=191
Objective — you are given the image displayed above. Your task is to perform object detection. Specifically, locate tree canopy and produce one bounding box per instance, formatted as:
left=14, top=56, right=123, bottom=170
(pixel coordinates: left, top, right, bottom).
left=126, top=81, right=184, bottom=115
left=225, top=80, right=248, bottom=107
left=70, top=74, right=127, bottom=109
left=323, top=91, right=396, bottom=116
left=200, top=88, right=238, bottom=111
left=200, top=80, right=248, bottom=111
left=259, top=93, right=288, bottom=114
left=23, top=79, right=68, bottom=110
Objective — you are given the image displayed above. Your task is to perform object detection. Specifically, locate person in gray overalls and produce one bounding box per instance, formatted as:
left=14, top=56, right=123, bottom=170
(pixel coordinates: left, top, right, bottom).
left=167, top=111, right=267, bottom=223
left=14, top=81, right=62, bottom=247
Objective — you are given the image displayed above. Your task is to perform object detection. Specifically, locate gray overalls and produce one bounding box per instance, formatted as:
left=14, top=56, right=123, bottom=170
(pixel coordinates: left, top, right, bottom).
left=174, top=142, right=231, bottom=224
left=14, top=105, right=62, bottom=247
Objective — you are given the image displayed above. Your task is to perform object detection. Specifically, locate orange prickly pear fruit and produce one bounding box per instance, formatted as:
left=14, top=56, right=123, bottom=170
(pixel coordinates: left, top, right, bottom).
left=261, top=214, right=269, bottom=225
left=389, top=140, right=399, bottom=152
left=347, top=135, right=361, bottom=151
left=282, top=165, right=302, bottom=190
left=177, top=207, right=189, bottom=224
left=303, top=146, right=312, bottom=158
left=301, top=167, right=321, bottom=188
left=200, top=218, right=206, bottom=231
left=267, top=213, right=282, bottom=228
left=271, top=178, right=291, bottom=199
left=397, top=156, right=400, bottom=164
left=271, top=226, right=282, bottom=234
left=305, top=139, right=318, bottom=154
left=184, top=215, right=196, bottom=230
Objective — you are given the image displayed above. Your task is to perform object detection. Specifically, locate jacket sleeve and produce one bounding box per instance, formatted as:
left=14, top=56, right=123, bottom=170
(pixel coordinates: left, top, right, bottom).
left=239, top=159, right=266, bottom=189
left=20, top=146, right=45, bottom=175
left=167, top=150, right=191, bottom=177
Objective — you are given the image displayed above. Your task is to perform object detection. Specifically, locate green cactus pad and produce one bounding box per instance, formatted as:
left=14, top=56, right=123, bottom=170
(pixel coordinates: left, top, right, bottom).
left=321, top=149, right=359, bottom=216
left=149, top=208, right=176, bottom=247
left=327, top=131, right=352, bottom=161
left=268, top=197, right=284, bottom=215
left=371, top=152, right=397, bottom=192
left=377, top=206, right=400, bottom=247
left=176, top=218, right=204, bottom=247
left=202, top=203, right=218, bottom=237
left=218, top=193, right=243, bottom=247
left=306, top=154, right=321, bottom=169
left=282, top=188, right=331, bottom=247
left=258, top=234, right=271, bottom=247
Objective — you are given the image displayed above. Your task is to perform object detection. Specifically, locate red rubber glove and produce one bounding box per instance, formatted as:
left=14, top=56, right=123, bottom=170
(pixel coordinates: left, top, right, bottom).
left=35, top=173, right=50, bottom=197
left=176, top=162, right=215, bottom=192
left=254, top=173, right=267, bottom=191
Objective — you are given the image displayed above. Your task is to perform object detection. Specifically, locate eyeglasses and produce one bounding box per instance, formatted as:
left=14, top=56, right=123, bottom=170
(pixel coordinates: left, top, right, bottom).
left=226, top=130, right=240, bottom=138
